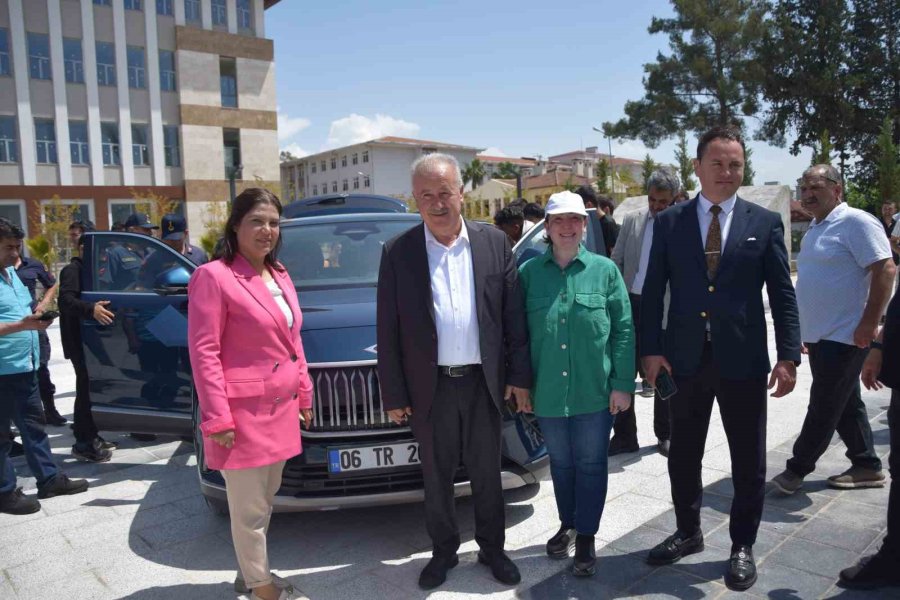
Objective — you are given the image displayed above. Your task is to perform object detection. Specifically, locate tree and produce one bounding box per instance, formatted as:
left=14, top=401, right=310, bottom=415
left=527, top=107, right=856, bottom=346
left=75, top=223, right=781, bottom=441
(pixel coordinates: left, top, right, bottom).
left=674, top=130, right=696, bottom=190
left=756, top=0, right=856, bottom=172
left=492, top=161, right=520, bottom=179
left=280, top=150, right=297, bottom=162
left=742, top=146, right=755, bottom=186
left=640, top=154, right=658, bottom=189
left=602, top=0, right=768, bottom=147
left=463, top=159, right=485, bottom=189
left=876, top=117, right=900, bottom=202
left=595, top=159, right=611, bottom=194
left=811, top=130, right=834, bottom=166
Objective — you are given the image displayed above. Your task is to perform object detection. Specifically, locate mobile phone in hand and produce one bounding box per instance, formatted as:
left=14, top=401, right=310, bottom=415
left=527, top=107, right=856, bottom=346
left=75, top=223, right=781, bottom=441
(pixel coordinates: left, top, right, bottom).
left=38, top=310, right=59, bottom=321
left=655, top=370, right=678, bottom=401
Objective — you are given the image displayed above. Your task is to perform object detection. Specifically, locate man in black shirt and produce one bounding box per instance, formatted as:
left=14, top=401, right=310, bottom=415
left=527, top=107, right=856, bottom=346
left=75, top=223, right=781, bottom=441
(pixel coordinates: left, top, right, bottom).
left=574, top=185, right=618, bottom=257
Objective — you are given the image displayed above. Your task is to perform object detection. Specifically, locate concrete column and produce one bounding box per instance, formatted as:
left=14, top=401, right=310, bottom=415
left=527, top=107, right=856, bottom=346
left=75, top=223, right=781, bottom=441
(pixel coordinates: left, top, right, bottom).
left=47, top=0, right=72, bottom=185
left=112, top=0, right=134, bottom=185
left=144, top=5, right=165, bottom=184
left=80, top=0, right=104, bottom=184
left=8, top=0, right=36, bottom=185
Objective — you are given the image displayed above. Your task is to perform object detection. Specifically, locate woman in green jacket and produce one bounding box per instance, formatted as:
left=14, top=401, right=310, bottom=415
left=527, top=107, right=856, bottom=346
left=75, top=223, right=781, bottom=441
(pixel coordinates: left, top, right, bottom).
left=518, top=191, right=635, bottom=577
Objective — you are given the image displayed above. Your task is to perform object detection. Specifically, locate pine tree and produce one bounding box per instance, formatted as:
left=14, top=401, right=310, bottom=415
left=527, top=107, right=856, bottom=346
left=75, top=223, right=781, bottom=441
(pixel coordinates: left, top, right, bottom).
left=674, top=130, right=696, bottom=191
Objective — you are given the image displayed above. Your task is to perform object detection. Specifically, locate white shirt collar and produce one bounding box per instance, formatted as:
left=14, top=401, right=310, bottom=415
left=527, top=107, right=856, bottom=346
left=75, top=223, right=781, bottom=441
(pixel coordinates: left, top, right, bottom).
left=812, top=200, right=848, bottom=226
left=424, top=218, right=470, bottom=250
left=698, top=192, right=737, bottom=215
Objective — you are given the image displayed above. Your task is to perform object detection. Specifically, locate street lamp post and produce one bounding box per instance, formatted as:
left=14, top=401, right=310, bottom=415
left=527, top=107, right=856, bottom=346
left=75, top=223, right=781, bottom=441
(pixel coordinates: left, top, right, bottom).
left=227, top=163, right=243, bottom=204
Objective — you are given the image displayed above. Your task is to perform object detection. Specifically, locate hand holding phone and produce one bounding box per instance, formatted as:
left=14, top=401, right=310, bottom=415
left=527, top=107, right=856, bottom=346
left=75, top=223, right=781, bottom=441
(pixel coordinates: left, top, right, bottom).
left=38, top=310, right=59, bottom=322
left=655, top=369, right=678, bottom=401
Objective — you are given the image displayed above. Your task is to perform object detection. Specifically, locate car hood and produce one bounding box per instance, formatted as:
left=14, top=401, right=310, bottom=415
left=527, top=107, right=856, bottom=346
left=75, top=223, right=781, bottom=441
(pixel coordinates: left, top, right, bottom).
left=297, top=286, right=378, bottom=363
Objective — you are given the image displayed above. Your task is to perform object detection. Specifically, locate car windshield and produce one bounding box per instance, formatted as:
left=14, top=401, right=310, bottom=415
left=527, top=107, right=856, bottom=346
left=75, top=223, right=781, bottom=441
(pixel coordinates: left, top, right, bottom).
left=280, top=220, right=417, bottom=289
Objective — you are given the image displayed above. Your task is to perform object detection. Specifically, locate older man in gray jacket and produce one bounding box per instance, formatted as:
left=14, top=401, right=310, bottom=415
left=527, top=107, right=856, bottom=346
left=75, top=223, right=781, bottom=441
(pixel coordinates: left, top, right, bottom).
left=609, top=170, right=678, bottom=456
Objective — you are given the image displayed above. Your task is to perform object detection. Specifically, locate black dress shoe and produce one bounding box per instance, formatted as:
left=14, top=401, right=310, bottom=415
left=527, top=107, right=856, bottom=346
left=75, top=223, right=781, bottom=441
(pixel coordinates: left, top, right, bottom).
left=0, top=488, right=41, bottom=515
left=37, top=474, right=89, bottom=499
left=725, top=544, right=757, bottom=590
left=840, top=552, right=900, bottom=589
left=546, top=525, right=577, bottom=558
left=477, top=550, right=521, bottom=585
left=608, top=437, right=639, bottom=456
left=573, top=534, right=596, bottom=577
left=44, top=410, right=68, bottom=426
left=95, top=436, right=119, bottom=450
left=647, top=530, right=704, bottom=565
left=418, top=555, right=458, bottom=590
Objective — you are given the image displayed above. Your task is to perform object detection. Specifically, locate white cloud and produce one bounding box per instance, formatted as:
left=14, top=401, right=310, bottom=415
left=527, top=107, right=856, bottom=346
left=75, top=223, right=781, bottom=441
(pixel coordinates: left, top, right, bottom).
left=280, top=143, right=309, bottom=158
left=276, top=107, right=311, bottom=141
left=326, top=113, right=420, bottom=148
left=481, top=147, right=507, bottom=157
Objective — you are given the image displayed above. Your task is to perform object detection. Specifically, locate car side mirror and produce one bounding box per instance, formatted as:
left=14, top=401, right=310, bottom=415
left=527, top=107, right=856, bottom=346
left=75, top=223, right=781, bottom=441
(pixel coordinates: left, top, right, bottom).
left=153, top=265, right=191, bottom=295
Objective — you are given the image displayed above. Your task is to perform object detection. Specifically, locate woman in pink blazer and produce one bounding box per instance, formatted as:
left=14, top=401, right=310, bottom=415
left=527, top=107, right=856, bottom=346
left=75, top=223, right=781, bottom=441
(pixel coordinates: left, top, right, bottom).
left=188, top=188, right=312, bottom=600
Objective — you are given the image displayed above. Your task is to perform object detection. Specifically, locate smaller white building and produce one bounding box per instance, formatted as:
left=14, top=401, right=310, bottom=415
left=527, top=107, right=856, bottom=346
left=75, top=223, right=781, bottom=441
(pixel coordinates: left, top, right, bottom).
left=281, top=136, right=483, bottom=202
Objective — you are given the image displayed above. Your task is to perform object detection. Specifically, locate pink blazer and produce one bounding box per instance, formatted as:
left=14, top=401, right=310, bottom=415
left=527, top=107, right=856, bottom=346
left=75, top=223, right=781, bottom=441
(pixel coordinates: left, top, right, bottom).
left=188, top=254, right=313, bottom=470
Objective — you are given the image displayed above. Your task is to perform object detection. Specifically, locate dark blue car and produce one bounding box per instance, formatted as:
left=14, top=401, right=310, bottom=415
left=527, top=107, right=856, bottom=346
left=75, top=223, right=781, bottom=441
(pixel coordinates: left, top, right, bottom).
left=78, top=212, right=548, bottom=513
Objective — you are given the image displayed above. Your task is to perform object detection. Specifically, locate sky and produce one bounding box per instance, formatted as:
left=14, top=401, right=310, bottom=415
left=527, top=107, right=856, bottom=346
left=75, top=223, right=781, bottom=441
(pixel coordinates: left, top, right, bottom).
left=267, top=0, right=813, bottom=187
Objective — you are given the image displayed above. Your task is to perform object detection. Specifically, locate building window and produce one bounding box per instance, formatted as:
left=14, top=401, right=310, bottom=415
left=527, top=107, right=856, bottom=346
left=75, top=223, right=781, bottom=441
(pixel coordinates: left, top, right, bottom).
left=159, top=50, right=176, bottom=91
left=352, top=153, right=358, bottom=165
left=331, top=181, right=337, bottom=193
left=0, top=116, right=17, bottom=163
left=312, top=185, right=317, bottom=195
left=63, top=39, right=84, bottom=84
left=132, top=124, right=150, bottom=166
left=211, top=0, right=227, bottom=26
left=362, top=151, right=369, bottom=163
left=0, top=29, right=11, bottom=76
left=156, top=0, right=173, bottom=16
left=320, top=160, right=326, bottom=171
left=364, top=175, right=370, bottom=188
left=124, top=0, right=142, bottom=9
left=237, top=0, right=253, bottom=30
left=127, top=46, right=146, bottom=89
left=34, top=119, right=57, bottom=164
left=223, top=128, right=241, bottom=177
left=341, top=155, right=347, bottom=167
left=163, top=125, right=180, bottom=167
left=69, top=121, right=89, bottom=165
left=96, top=42, right=116, bottom=86
left=330, top=157, right=336, bottom=170
left=353, top=176, right=359, bottom=190
left=184, top=0, right=201, bottom=23
left=28, top=33, right=51, bottom=80
left=220, top=57, right=237, bottom=108
left=101, top=122, right=120, bottom=166
left=310, top=162, right=316, bottom=173
left=94, top=0, right=112, bottom=5
left=342, top=179, right=348, bottom=191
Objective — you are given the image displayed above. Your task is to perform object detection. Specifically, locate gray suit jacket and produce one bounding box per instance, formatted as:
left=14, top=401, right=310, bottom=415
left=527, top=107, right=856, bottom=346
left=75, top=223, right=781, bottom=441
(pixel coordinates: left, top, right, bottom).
left=611, top=206, right=670, bottom=327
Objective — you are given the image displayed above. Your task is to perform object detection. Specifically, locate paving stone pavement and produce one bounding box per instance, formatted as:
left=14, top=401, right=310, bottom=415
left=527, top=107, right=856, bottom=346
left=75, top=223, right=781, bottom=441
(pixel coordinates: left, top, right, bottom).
left=0, top=313, right=896, bottom=599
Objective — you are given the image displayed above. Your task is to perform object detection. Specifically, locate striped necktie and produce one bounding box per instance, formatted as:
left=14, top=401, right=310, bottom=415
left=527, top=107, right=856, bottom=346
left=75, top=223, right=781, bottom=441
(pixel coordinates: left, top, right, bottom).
left=705, top=204, right=722, bottom=280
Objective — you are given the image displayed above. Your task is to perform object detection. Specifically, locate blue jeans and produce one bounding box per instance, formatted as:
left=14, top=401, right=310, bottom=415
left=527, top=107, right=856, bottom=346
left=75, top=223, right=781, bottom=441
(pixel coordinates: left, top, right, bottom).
left=0, top=371, right=59, bottom=494
left=538, top=410, right=615, bottom=536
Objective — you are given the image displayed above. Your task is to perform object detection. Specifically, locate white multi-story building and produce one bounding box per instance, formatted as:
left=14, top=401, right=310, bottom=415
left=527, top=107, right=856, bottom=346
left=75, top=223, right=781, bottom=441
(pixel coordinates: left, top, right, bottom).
left=476, top=154, right=537, bottom=180
left=280, top=136, right=483, bottom=202
left=0, top=0, right=281, bottom=236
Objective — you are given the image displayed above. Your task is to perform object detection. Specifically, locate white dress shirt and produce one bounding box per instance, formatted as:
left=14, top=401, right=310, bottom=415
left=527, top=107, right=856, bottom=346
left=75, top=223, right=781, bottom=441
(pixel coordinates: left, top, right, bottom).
left=424, top=221, right=482, bottom=366
left=265, top=279, right=294, bottom=329
left=697, top=192, right=737, bottom=252
left=631, top=212, right=655, bottom=295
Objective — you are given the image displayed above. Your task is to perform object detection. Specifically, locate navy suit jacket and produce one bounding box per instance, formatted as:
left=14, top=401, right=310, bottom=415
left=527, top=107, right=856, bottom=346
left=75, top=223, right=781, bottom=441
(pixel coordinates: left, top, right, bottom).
left=640, top=196, right=801, bottom=379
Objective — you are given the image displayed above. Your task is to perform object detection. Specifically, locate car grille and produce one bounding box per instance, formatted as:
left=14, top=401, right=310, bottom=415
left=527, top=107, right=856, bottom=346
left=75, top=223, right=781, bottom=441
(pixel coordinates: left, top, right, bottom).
left=308, top=363, right=402, bottom=433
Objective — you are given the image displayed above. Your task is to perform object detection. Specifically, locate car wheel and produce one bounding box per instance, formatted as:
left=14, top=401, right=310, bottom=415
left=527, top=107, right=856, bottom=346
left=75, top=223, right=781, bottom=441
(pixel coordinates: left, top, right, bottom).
left=204, top=496, right=229, bottom=516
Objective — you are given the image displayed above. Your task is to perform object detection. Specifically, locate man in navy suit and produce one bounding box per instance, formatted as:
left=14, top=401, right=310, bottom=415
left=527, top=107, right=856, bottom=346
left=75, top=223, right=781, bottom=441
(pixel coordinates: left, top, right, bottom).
left=640, top=127, right=801, bottom=591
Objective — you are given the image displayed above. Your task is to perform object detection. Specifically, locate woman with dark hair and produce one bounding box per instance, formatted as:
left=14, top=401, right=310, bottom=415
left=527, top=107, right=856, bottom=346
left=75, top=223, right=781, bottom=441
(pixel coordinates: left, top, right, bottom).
left=188, top=188, right=312, bottom=600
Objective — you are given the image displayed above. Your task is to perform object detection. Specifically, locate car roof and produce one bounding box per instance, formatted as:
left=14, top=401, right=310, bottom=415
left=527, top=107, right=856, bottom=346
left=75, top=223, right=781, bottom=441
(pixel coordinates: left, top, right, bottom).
left=282, top=194, right=408, bottom=218
left=280, top=212, right=421, bottom=228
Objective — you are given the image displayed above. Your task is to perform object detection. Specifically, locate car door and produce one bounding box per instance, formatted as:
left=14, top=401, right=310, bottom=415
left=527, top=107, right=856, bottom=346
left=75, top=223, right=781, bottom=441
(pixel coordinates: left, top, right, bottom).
left=80, top=232, right=196, bottom=435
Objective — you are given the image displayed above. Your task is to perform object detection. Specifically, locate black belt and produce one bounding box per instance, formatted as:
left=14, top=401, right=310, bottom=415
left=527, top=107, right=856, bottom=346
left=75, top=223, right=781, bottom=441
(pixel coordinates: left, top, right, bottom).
left=438, top=364, right=480, bottom=378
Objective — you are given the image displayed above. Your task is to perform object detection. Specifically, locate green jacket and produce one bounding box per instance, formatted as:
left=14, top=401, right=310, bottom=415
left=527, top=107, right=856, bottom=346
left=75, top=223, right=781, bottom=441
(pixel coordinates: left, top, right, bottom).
left=519, top=246, right=635, bottom=417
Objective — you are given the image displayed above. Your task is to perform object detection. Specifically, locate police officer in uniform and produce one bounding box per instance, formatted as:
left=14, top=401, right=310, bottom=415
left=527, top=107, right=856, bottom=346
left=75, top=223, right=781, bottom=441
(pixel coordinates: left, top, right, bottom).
left=102, top=214, right=157, bottom=290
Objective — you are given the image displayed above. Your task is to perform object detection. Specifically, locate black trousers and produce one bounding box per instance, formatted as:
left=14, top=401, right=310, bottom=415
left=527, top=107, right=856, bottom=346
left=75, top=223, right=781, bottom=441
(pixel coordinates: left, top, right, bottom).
left=884, top=388, right=900, bottom=560
left=613, top=294, right=670, bottom=443
left=669, top=342, right=767, bottom=546
left=412, top=368, right=505, bottom=558
left=786, top=340, right=881, bottom=477
left=37, top=330, right=57, bottom=413
left=71, top=356, right=98, bottom=444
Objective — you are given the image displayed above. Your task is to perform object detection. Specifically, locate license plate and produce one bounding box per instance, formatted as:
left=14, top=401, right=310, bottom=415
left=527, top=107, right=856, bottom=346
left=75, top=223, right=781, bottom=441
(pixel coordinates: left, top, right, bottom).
left=327, top=442, right=420, bottom=474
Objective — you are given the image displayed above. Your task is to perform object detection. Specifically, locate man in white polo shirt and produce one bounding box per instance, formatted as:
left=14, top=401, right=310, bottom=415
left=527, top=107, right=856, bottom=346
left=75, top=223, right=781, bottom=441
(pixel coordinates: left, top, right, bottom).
left=772, top=164, right=897, bottom=494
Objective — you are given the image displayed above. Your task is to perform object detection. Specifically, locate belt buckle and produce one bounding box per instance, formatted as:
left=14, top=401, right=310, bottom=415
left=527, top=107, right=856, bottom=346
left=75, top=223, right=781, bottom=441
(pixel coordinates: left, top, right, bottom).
left=447, top=365, right=465, bottom=377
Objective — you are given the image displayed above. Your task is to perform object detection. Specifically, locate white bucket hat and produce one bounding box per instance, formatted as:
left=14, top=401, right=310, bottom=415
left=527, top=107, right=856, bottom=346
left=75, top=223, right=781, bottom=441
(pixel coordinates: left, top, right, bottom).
left=545, top=191, right=588, bottom=217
